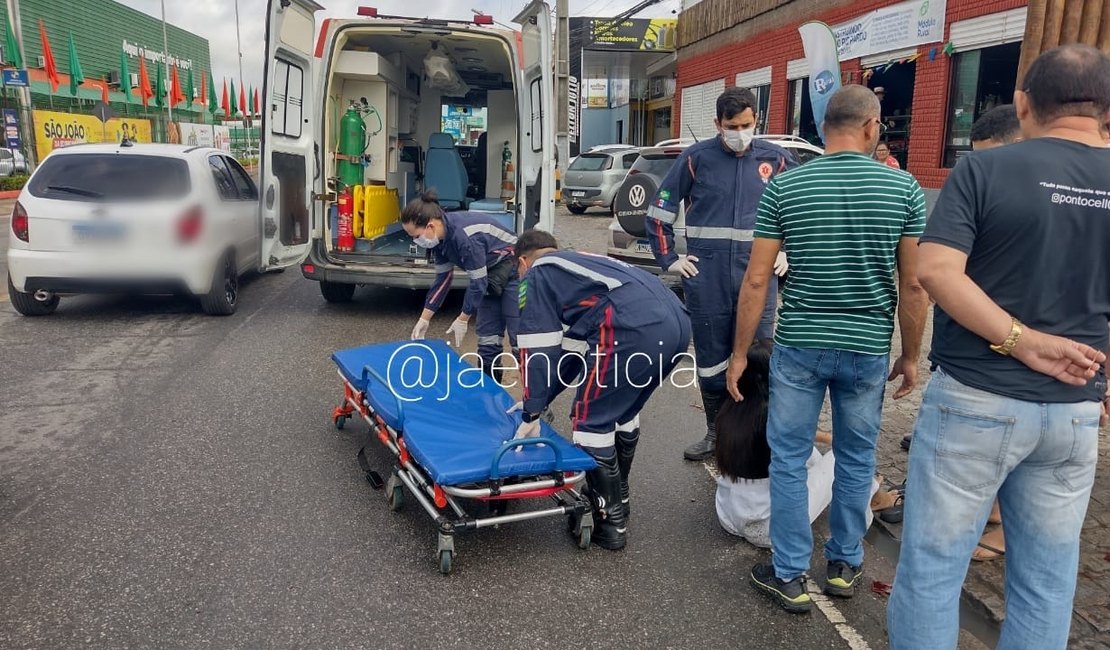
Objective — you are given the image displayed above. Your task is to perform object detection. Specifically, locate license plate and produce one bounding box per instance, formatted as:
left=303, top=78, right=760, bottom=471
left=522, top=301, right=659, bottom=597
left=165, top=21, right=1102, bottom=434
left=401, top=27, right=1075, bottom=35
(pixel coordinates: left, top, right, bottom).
left=572, top=191, right=585, bottom=197
left=72, top=222, right=126, bottom=242
left=635, top=240, right=652, bottom=253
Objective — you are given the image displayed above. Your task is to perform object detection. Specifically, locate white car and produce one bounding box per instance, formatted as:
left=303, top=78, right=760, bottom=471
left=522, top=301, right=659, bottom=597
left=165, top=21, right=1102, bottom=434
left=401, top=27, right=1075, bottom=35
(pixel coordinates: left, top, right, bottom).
left=7, top=142, right=261, bottom=316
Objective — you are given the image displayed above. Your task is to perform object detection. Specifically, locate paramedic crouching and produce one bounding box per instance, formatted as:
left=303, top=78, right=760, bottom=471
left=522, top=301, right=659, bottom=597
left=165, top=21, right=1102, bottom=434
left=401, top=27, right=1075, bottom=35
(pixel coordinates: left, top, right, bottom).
left=512, top=230, right=691, bottom=550
left=404, top=191, right=519, bottom=379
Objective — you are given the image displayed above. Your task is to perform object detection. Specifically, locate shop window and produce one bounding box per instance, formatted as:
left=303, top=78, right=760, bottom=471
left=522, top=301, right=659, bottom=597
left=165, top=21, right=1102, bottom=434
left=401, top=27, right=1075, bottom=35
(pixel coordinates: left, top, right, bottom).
left=943, top=42, right=1021, bottom=167
left=787, top=78, right=818, bottom=144
left=751, top=84, right=771, bottom=134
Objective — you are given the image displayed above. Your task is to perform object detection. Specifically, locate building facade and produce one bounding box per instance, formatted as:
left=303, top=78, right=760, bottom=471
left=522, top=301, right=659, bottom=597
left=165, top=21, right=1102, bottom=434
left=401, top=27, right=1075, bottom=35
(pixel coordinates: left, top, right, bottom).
left=675, top=0, right=1027, bottom=188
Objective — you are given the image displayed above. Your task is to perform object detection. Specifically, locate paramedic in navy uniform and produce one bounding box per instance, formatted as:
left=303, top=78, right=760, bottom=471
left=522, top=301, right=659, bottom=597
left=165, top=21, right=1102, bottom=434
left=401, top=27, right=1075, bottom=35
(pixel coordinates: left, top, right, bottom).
left=403, top=191, right=519, bottom=380
left=512, top=230, right=692, bottom=550
left=647, top=87, right=797, bottom=462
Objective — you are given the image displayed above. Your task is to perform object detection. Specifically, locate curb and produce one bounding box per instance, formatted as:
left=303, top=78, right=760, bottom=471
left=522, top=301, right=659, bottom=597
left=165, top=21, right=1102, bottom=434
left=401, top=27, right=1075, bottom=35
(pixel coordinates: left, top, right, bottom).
left=0, top=190, right=20, bottom=199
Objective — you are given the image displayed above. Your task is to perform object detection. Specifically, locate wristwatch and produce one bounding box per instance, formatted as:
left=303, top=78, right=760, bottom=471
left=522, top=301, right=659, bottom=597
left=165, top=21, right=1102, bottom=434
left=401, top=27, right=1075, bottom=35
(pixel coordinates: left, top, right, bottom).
left=990, top=318, right=1024, bottom=356
left=522, top=411, right=539, bottom=424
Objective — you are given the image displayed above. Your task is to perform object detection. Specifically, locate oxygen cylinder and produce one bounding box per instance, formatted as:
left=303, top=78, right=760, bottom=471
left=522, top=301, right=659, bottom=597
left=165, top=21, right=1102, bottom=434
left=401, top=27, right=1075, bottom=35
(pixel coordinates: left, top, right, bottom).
left=338, top=102, right=366, bottom=189
left=337, top=187, right=355, bottom=252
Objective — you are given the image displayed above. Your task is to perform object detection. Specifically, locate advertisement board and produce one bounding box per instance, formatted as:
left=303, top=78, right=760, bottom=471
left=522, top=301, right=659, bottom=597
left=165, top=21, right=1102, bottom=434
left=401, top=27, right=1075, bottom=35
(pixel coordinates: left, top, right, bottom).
left=33, top=110, right=153, bottom=155
left=834, top=0, right=946, bottom=61
left=178, top=122, right=232, bottom=151
left=575, top=18, right=678, bottom=52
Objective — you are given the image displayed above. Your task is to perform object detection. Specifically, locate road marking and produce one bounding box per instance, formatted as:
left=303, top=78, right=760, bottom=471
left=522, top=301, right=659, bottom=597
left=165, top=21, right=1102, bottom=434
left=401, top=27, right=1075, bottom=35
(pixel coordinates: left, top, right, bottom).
left=702, top=460, right=870, bottom=650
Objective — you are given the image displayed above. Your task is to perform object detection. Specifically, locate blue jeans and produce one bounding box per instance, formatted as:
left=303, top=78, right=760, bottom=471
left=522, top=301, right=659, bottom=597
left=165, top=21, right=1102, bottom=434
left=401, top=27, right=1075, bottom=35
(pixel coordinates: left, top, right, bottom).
left=887, top=368, right=1100, bottom=650
left=767, top=345, right=889, bottom=579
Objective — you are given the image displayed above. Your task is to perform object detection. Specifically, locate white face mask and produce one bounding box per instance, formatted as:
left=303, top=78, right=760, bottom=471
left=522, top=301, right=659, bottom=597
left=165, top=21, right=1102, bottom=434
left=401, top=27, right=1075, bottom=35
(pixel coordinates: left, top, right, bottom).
left=722, top=127, right=756, bottom=152
left=414, top=235, right=440, bottom=249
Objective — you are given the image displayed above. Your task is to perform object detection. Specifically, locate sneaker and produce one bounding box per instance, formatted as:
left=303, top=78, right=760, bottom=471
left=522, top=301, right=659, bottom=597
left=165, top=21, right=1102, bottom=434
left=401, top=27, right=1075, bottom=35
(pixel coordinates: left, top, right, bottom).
left=750, top=563, right=813, bottom=613
left=824, top=560, right=863, bottom=598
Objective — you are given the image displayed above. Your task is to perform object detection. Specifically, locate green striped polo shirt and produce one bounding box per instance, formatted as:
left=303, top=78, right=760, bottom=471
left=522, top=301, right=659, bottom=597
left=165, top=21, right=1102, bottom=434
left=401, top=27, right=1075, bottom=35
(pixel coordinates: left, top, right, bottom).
left=755, top=151, right=926, bottom=354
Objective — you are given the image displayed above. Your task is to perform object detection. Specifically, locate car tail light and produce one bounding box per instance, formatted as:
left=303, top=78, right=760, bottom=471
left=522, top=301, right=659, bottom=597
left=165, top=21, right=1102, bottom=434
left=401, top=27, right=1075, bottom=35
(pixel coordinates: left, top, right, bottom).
left=303, top=263, right=315, bottom=274
left=11, top=201, right=28, bottom=242
left=177, top=206, right=203, bottom=243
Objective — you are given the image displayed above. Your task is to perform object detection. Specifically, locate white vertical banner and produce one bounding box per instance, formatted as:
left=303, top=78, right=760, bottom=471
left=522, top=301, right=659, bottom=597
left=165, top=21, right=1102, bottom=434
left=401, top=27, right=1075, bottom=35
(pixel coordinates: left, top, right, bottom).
left=798, top=21, right=841, bottom=144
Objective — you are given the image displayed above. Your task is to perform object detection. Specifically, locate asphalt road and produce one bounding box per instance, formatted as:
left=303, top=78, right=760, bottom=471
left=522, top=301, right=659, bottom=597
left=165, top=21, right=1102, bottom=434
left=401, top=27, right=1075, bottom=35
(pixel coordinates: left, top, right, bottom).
left=0, top=205, right=901, bottom=649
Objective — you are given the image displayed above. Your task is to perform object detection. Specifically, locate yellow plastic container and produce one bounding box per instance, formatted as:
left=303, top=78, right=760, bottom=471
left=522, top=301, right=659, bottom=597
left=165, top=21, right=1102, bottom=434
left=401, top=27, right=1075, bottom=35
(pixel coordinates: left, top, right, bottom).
left=361, top=185, right=400, bottom=239
left=351, top=185, right=365, bottom=238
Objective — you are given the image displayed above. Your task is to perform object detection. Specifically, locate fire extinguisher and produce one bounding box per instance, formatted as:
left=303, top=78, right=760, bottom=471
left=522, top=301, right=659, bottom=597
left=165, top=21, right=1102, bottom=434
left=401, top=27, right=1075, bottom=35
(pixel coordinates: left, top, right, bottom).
left=337, top=187, right=355, bottom=252
left=338, top=101, right=368, bottom=190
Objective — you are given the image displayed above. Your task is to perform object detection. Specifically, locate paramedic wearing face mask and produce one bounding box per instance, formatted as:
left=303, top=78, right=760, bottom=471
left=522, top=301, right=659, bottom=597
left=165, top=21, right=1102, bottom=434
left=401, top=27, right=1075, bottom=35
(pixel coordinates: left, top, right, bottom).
left=402, top=191, right=520, bottom=381
left=647, top=87, right=798, bottom=461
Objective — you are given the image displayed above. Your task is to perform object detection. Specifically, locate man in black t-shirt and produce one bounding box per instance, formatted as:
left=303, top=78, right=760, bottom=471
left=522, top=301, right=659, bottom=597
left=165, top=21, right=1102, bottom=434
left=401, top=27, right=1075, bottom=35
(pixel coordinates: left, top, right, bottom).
left=888, top=45, right=1110, bottom=650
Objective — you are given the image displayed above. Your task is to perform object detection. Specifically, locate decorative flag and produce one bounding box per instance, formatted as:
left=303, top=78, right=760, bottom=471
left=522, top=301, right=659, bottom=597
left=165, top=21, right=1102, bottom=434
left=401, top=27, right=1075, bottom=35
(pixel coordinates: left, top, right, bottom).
left=208, top=72, right=219, bottom=114
left=238, top=82, right=247, bottom=116
left=220, top=78, right=230, bottom=116
left=230, top=78, right=238, bottom=115
left=5, top=20, right=23, bottom=68
left=154, top=62, right=165, bottom=108
left=138, top=56, right=153, bottom=106
left=38, top=21, right=60, bottom=93
left=100, top=76, right=109, bottom=104
left=798, top=21, right=841, bottom=145
left=170, top=65, right=185, bottom=107
left=186, top=68, right=196, bottom=106
left=253, top=86, right=260, bottom=116
left=66, top=33, right=85, bottom=96
left=119, top=49, right=132, bottom=102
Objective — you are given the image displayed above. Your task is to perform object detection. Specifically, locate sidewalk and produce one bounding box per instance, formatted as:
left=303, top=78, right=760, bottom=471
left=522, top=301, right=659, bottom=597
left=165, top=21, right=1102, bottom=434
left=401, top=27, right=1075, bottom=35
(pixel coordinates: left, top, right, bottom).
left=863, top=317, right=1110, bottom=648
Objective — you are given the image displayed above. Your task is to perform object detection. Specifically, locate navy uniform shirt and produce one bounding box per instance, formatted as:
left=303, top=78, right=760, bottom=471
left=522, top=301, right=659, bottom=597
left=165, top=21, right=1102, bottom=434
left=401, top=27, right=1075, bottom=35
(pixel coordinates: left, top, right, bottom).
left=425, top=212, right=516, bottom=315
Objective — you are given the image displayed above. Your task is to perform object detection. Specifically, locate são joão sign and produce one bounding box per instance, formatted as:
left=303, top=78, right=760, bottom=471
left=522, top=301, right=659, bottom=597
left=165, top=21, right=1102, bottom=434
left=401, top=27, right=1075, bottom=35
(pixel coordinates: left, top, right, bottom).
left=833, top=0, right=946, bottom=61
left=33, top=110, right=153, bottom=155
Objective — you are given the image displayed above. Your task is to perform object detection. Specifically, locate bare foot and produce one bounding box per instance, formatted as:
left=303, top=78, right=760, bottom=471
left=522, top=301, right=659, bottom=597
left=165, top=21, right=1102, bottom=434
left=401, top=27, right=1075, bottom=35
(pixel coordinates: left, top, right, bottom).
left=871, top=489, right=900, bottom=511
left=988, top=500, right=1002, bottom=525
left=972, top=526, right=1006, bottom=561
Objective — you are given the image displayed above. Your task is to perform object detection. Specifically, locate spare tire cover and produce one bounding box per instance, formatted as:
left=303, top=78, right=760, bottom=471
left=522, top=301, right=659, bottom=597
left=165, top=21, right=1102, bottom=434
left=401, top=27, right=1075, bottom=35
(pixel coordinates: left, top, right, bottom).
left=614, top=174, right=659, bottom=238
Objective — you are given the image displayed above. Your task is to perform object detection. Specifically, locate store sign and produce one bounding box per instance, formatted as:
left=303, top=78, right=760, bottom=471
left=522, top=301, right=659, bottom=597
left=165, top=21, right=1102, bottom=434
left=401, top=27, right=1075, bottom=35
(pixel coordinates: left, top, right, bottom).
left=568, top=75, right=579, bottom=144
left=121, top=39, right=194, bottom=70
left=586, top=78, right=609, bottom=108
left=2, top=69, right=29, bottom=87
left=3, top=109, right=20, bottom=148
left=33, top=109, right=152, bottom=155
left=179, top=122, right=232, bottom=151
left=834, top=0, right=946, bottom=61
left=582, top=18, right=678, bottom=52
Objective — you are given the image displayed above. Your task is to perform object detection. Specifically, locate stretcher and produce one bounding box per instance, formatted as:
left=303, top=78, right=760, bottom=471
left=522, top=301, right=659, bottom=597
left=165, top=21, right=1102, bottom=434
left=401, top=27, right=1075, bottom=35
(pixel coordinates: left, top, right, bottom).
left=330, top=340, right=597, bottom=574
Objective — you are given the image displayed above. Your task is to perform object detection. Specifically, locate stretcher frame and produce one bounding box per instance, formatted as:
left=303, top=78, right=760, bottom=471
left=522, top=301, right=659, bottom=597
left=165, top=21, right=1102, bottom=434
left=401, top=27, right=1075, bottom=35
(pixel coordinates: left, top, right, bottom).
left=331, top=368, right=594, bottom=574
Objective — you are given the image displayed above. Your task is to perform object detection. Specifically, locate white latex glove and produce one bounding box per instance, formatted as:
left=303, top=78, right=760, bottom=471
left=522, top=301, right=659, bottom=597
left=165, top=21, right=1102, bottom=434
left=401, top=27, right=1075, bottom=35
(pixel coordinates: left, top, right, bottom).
left=506, top=401, right=523, bottom=414
left=410, top=317, right=431, bottom=340
left=774, top=251, right=789, bottom=277
left=445, top=317, right=468, bottom=346
left=667, top=255, right=700, bottom=278
left=513, top=418, right=541, bottom=440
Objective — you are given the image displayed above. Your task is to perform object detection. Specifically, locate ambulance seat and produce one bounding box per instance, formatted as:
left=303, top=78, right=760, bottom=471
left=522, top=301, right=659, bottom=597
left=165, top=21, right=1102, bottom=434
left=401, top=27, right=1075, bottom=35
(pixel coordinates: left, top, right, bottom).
left=424, top=133, right=469, bottom=210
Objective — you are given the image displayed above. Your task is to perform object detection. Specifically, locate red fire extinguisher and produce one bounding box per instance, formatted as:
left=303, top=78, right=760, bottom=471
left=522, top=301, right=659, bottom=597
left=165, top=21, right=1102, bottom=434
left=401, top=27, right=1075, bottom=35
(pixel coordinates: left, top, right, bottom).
left=337, top=188, right=355, bottom=252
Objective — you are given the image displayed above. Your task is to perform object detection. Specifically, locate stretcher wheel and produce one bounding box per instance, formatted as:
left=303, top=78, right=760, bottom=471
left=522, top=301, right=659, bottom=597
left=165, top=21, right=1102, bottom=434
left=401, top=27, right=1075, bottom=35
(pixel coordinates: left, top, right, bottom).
left=385, top=475, right=404, bottom=511
left=438, top=549, right=454, bottom=575
left=334, top=415, right=347, bottom=430
left=577, top=525, right=592, bottom=550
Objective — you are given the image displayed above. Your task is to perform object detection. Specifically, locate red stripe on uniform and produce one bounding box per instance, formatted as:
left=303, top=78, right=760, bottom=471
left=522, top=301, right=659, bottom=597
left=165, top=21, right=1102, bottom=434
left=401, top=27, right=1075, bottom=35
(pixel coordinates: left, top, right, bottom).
left=655, top=219, right=668, bottom=256
left=427, top=269, right=454, bottom=306
left=575, top=306, right=614, bottom=430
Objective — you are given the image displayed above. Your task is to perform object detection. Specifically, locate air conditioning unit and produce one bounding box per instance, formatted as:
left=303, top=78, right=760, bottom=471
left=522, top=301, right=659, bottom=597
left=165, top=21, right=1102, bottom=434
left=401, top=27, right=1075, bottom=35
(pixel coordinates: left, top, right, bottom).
left=193, top=88, right=199, bottom=98
left=108, top=70, right=121, bottom=86
left=129, top=73, right=138, bottom=88
left=36, top=55, right=45, bottom=68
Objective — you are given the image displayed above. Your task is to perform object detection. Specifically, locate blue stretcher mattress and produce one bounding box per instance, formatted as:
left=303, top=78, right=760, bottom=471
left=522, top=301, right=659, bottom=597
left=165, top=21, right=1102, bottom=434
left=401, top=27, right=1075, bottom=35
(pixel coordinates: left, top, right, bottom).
left=332, top=340, right=596, bottom=486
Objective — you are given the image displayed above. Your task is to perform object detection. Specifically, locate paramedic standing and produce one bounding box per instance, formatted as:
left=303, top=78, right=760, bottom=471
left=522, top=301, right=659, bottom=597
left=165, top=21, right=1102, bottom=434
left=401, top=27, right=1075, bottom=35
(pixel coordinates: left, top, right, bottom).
left=513, top=230, right=691, bottom=550
left=647, top=87, right=797, bottom=461
left=404, top=191, right=519, bottom=380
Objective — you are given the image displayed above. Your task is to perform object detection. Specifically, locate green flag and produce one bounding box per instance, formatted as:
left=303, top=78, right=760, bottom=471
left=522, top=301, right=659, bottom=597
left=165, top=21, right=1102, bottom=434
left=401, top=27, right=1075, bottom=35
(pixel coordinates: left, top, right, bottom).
left=154, top=63, right=165, bottom=107
left=185, top=68, right=195, bottom=107
left=4, top=21, right=22, bottom=68
left=207, top=70, right=218, bottom=114
left=118, top=49, right=132, bottom=102
left=229, top=78, right=237, bottom=115
left=67, top=33, right=84, bottom=96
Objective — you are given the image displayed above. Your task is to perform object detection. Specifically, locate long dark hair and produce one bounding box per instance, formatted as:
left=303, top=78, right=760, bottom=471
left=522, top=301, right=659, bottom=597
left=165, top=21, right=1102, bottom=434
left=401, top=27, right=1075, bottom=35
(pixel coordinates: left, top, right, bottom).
left=400, top=189, right=445, bottom=228
left=714, top=339, right=773, bottom=481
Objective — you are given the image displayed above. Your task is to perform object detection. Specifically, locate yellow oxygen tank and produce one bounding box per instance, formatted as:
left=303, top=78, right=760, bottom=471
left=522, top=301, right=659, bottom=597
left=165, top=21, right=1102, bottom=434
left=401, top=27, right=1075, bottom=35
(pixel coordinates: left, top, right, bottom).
left=352, top=185, right=365, bottom=238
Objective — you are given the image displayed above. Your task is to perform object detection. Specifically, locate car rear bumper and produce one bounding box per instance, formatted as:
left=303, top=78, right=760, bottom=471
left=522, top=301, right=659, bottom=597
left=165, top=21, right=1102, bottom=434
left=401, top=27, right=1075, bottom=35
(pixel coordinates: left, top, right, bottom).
left=301, top=248, right=470, bottom=291
left=7, top=247, right=216, bottom=295
left=22, top=276, right=191, bottom=295
left=564, top=186, right=615, bottom=208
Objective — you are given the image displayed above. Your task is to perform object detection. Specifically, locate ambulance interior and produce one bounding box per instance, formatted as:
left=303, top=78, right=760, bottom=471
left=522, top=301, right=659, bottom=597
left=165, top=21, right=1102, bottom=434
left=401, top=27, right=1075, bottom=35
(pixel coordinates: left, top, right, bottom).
left=324, top=27, right=520, bottom=260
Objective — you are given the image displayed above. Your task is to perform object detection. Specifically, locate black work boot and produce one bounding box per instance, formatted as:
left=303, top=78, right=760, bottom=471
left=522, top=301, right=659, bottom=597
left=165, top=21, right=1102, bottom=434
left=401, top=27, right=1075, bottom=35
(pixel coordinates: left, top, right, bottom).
left=684, top=388, right=725, bottom=461
left=585, top=456, right=627, bottom=550
left=616, top=426, right=639, bottom=519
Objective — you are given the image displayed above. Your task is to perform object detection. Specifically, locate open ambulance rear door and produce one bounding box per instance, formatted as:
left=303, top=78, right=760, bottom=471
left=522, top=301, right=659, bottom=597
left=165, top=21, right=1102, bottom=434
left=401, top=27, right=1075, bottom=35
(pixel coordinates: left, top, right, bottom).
left=260, top=0, right=323, bottom=271
left=513, top=1, right=556, bottom=233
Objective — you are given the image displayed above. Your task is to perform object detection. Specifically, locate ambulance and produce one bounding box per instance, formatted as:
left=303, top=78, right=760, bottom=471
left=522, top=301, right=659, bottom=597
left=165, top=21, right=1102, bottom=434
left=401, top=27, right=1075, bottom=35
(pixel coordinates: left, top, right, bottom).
left=260, top=0, right=556, bottom=302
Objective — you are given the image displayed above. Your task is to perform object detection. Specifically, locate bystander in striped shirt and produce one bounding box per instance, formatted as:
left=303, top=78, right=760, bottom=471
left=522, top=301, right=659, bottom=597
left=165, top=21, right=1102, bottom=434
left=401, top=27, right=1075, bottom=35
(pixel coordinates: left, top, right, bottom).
left=754, top=151, right=926, bottom=354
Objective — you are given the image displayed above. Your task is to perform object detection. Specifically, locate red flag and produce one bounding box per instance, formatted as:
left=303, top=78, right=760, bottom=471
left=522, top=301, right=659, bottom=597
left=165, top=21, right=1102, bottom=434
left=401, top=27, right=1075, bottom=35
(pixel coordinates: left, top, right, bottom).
left=38, top=21, right=61, bottom=93
left=199, top=70, right=207, bottom=107
left=253, top=87, right=260, bottom=115
left=220, top=78, right=230, bottom=116
left=170, top=66, right=185, bottom=107
left=100, top=77, right=109, bottom=104
left=137, top=57, right=153, bottom=107
left=238, top=82, right=247, bottom=116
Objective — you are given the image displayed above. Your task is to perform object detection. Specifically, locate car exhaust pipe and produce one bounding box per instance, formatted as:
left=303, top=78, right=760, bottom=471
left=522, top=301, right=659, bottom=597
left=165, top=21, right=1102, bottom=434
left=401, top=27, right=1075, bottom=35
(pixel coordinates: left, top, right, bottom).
left=33, top=290, right=53, bottom=302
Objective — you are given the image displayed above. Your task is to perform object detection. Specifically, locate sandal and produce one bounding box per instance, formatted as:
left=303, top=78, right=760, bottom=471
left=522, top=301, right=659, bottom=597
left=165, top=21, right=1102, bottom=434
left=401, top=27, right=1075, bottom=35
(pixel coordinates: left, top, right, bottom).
left=878, top=492, right=904, bottom=524
left=972, top=542, right=1005, bottom=562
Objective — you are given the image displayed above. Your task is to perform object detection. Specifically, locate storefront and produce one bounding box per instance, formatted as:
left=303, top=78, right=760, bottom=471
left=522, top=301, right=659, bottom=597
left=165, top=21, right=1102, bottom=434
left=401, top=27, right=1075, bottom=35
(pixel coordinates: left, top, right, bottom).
left=674, top=0, right=1029, bottom=188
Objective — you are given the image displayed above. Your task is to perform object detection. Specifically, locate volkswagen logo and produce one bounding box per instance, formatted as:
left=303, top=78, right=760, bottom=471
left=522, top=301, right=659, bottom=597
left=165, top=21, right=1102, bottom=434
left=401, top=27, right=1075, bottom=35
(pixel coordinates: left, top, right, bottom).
left=628, top=184, right=647, bottom=208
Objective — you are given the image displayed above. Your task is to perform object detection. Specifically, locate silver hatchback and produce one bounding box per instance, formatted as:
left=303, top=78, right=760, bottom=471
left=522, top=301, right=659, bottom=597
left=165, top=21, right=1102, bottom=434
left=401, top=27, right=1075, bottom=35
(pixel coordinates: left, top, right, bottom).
left=562, top=145, right=640, bottom=215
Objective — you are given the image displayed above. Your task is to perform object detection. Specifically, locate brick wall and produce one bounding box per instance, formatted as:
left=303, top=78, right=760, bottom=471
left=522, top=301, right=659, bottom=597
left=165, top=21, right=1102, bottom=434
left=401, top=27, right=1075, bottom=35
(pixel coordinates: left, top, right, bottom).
left=675, top=0, right=1029, bottom=188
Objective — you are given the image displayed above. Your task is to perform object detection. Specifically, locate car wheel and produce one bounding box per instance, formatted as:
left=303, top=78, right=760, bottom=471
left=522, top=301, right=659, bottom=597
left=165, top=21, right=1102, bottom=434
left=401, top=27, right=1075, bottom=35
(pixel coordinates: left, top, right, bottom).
left=200, top=252, right=239, bottom=316
left=567, top=205, right=587, bottom=215
left=320, top=280, right=356, bottom=303
left=7, top=274, right=59, bottom=316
